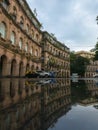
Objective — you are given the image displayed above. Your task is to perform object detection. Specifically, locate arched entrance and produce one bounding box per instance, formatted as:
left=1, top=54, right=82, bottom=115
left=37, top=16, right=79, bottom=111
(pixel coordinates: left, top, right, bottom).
left=19, top=62, right=24, bottom=77
left=0, top=55, right=7, bottom=76
left=26, top=63, right=30, bottom=74
left=10, top=59, right=17, bottom=76
left=31, top=65, right=34, bottom=72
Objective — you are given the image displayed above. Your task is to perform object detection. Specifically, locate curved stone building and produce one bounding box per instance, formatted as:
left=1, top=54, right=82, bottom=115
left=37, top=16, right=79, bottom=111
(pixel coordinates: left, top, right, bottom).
left=42, top=32, right=70, bottom=78
left=0, top=0, right=70, bottom=77
left=85, top=60, right=98, bottom=78
left=0, top=0, right=42, bottom=77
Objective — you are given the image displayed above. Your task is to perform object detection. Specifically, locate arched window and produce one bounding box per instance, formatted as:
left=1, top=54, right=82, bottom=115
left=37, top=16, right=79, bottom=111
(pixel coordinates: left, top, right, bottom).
left=32, top=29, right=34, bottom=37
left=30, top=47, right=33, bottom=54
left=20, top=16, right=24, bottom=29
left=26, top=24, right=29, bottom=33
left=0, top=22, right=6, bottom=38
left=10, top=31, right=15, bottom=45
left=35, top=49, right=38, bottom=56
left=19, top=38, right=23, bottom=49
left=50, top=47, right=52, bottom=51
left=36, top=34, right=39, bottom=41
left=25, top=43, right=28, bottom=52
left=12, top=6, right=17, bottom=20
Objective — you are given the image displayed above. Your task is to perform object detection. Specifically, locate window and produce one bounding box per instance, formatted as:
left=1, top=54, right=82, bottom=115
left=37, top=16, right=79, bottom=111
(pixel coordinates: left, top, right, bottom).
left=0, top=22, right=6, bottom=38
left=25, top=43, right=28, bottom=52
left=30, top=47, right=33, bottom=54
left=50, top=47, right=52, bottom=51
left=35, top=49, right=38, bottom=56
left=26, top=24, right=29, bottom=33
left=20, top=16, right=24, bottom=29
left=36, top=34, right=39, bottom=41
left=32, top=29, right=34, bottom=37
left=12, top=6, right=17, bottom=20
left=10, top=31, right=15, bottom=45
left=19, top=38, right=23, bottom=49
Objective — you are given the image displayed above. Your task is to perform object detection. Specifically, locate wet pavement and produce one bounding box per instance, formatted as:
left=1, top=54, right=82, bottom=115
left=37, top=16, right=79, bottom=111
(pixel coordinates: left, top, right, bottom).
left=0, top=78, right=98, bottom=130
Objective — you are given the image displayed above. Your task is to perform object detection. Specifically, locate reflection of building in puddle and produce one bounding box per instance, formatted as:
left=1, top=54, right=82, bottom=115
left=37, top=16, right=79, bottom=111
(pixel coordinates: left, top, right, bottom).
left=79, top=80, right=98, bottom=106
left=0, top=79, right=41, bottom=110
left=79, top=99, right=98, bottom=106
left=85, top=80, right=98, bottom=97
left=72, top=78, right=78, bottom=83
left=0, top=79, right=71, bottom=130
left=40, top=79, right=71, bottom=130
left=93, top=104, right=98, bottom=109
left=0, top=97, right=41, bottom=130
left=0, top=78, right=42, bottom=130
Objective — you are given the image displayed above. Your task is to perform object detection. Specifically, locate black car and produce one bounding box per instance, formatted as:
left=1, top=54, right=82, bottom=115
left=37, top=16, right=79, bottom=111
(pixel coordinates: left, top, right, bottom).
left=25, top=71, right=39, bottom=78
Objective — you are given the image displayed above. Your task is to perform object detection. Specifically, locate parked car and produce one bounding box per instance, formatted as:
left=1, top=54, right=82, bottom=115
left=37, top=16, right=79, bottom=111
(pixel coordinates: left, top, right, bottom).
left=25, top=70, right=50, bottom=78
left=93, top=74, right=98, bottom=78
left=25, top=71, right=39, bottom=78
left=37, top=70, right=50, bottom=78
left=49, top=71, right=55, bottom=78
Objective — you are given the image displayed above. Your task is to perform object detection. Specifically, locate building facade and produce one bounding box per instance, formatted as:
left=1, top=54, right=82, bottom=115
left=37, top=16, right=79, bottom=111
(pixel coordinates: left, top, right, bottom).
left=85, top=60, right=98, bottom=78
left=0, top=78, right=71, bottom=129
left=0, top=0, right=70, bottom=77
left=41, top=32, right=70, bottom=77
left=79, top=80, right=98, bottom=106
left=40, top=79, right=71, bottom=129
left=76, top=51, right=94, bottom=59
left=76, top=51, right=97, bottom=78
left=0, top=78, right=42, bottom=130
left=0, top=0, right=42, bottom=77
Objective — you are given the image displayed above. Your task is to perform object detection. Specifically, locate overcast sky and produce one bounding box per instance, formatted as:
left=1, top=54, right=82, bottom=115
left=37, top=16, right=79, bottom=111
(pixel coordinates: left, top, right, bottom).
left=27, top=0, right=98, bottom=51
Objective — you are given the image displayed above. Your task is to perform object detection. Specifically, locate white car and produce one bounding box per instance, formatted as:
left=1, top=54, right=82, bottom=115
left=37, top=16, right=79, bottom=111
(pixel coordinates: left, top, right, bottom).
left=93, top=74, right=98, bottom=78
left=37, top=71, right=50, bottom=78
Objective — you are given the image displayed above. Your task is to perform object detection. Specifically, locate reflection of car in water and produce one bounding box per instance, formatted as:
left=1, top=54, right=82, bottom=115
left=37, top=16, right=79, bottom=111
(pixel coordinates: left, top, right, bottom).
left=37, top=78, right=56, bottom=85
left=72, top=78, right=78, bottom=82
left=26, top=79, right=56, bottom=85
left=93, top=74, right=98, bottom=78
left=93, top=79, right=98, bottom=87
left=93, top=104, right=98, bottom=109
left=71, top=73, right=79, bottom=78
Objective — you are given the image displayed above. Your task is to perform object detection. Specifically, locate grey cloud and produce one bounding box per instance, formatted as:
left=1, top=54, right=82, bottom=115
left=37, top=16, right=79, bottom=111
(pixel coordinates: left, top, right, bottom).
left=27, top=0, right=98, bottom=51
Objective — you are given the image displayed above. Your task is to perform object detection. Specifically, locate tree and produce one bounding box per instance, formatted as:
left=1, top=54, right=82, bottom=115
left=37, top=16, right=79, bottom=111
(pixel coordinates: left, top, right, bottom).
left=93, top=42, right=98, bottom=60
left=95, top=16, right=98, bottom=60
left=70, top=52, right=90, bottom=77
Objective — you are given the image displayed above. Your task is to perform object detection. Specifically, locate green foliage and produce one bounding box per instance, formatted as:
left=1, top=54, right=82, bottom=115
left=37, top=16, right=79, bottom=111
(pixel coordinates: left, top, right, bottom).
left=70, top=52, right=90, bottom=77
left=93, top=42, right=98, bottom=60
left=94, top=51, right=98, bottom=60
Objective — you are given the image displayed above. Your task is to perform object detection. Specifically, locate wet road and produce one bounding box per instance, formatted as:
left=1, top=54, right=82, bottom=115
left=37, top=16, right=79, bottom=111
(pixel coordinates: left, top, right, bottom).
left=0, top=78, right=98, bottom=130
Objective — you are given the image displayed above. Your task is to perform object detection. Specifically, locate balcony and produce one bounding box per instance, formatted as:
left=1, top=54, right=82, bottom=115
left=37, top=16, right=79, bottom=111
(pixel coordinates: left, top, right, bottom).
left=31, top=56, right=41, bottom=63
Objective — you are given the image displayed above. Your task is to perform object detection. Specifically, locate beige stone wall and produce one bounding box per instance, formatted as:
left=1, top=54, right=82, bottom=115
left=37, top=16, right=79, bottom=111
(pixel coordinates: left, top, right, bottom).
left=42, top=33, right=70, bottom=77
left=0, top=1, right=70, bottom=77
left=85, top=60, right=98, bottom=78
left=0, top=0, right=42, bottom=76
